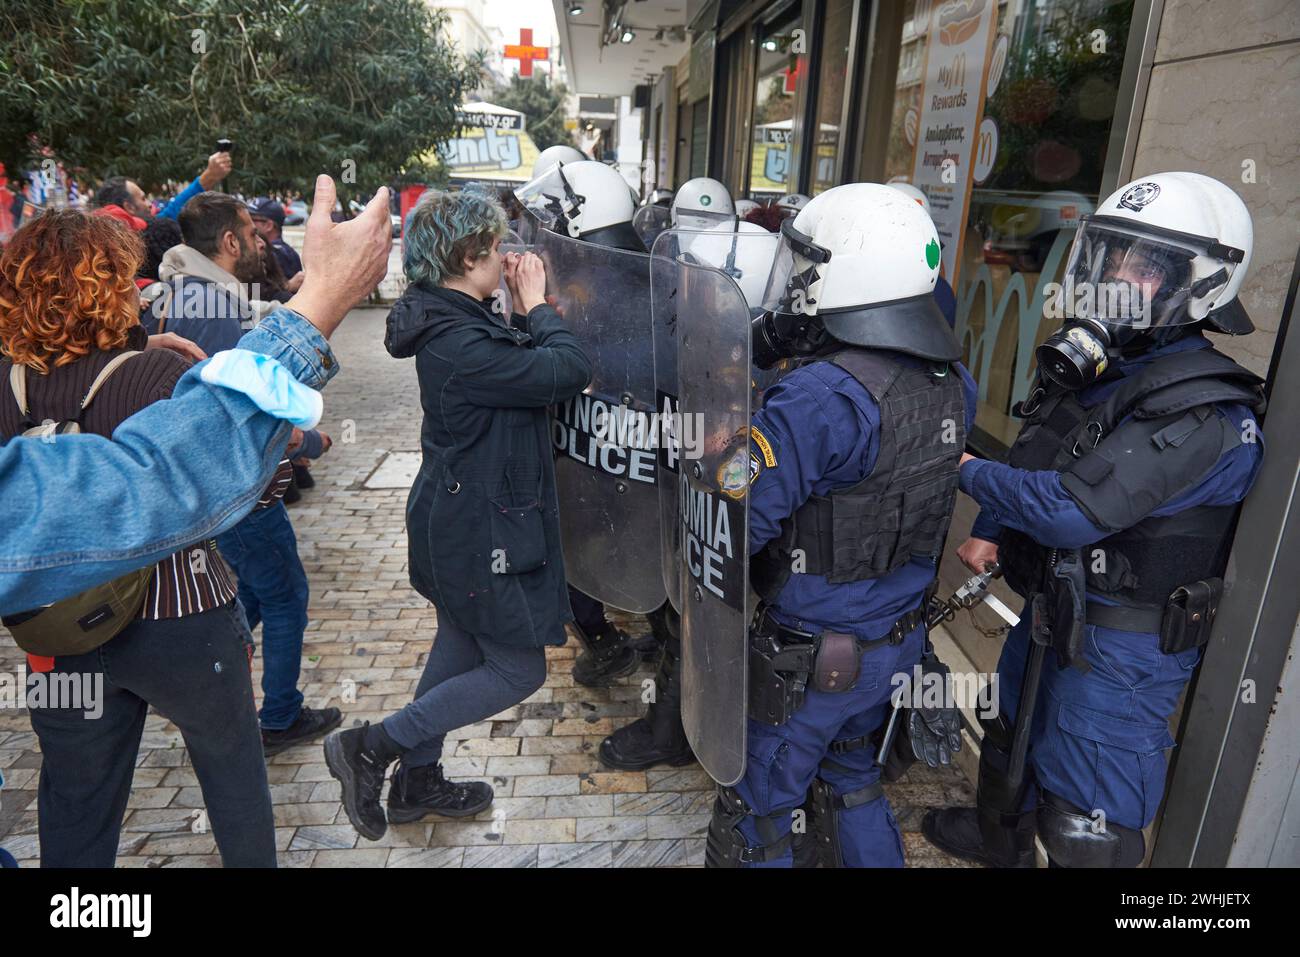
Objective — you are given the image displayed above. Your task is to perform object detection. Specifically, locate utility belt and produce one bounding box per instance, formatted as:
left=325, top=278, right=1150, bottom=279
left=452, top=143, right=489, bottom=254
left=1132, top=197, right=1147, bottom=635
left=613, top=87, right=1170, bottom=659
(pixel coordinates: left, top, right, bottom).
left=748, top=604, right=926, bottom=727
left=1032, top=547, right=1223, bottom=670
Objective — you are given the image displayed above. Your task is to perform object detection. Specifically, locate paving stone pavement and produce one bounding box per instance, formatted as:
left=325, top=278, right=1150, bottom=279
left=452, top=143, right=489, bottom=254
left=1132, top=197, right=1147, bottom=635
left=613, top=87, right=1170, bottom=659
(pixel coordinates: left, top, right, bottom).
left=0, top=307, right=976, bottom=868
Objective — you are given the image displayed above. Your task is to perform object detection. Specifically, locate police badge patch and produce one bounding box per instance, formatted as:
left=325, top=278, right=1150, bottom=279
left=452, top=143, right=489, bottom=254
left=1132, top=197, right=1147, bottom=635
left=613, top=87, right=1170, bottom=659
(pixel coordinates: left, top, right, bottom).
left=718, top=446, right=749, bottom=500
left=1119, top=182, right=1161, bottom=212
left=715, top=426, right=753, bottom=500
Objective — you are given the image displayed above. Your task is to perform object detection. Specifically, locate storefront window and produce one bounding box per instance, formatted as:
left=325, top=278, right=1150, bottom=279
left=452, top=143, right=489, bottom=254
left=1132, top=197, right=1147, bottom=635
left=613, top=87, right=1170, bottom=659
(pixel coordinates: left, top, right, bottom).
left=749, top=7, right=807, bottom=199
left=866, top=0, right=1136, bottom=449
left=810, top=0, right=855, bottom=196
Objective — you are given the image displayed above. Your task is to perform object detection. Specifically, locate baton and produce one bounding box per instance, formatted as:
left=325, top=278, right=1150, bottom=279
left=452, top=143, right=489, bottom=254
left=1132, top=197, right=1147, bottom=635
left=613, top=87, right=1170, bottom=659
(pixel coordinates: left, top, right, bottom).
left=1004, top=552, right=1057, bottom=794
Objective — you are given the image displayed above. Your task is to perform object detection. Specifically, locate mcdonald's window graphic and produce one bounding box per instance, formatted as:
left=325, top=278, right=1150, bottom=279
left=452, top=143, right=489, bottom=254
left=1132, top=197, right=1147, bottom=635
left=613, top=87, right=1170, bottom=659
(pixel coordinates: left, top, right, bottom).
left=907, top=0, right=1000, bottom=283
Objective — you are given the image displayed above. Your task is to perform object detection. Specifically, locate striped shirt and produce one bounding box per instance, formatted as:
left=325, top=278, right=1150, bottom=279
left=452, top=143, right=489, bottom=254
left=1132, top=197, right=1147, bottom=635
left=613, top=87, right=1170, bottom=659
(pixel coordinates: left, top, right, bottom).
left=138, top=539, right=239, bottom=620
left=258, top=457, right=294, bottom=508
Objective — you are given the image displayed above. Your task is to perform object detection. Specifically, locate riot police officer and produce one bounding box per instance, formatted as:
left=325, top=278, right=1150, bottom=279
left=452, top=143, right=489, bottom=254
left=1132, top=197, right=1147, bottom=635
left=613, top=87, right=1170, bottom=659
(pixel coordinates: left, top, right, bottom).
left=671, top=177, right=737, bottom=232
left=698, top=183, right=977, bottom=867
left=773, top=193, right=810, bottom=219
left=534, top=144, right=588, bottom=174
left=633, top=189, right=675, bottom=247
left=922, top=172, right=1266, bottom=868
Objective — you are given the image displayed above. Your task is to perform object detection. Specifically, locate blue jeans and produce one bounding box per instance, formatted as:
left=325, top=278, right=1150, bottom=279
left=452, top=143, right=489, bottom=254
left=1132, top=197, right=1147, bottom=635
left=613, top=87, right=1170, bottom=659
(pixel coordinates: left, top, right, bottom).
left=216, top=502, right=308, bottom=730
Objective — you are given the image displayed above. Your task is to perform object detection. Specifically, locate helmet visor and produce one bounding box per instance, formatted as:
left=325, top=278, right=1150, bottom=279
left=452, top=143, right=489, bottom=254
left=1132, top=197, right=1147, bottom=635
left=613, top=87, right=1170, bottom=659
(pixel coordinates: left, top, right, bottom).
left=1059, top=216, right=1241, bottom=329
left=514, top=165, right=582, bottom=234
left=760, top=218, right=831, bottom=317
left=674, top=207, right=735, bottom=231
left=633, top=205, right=674, bottom=245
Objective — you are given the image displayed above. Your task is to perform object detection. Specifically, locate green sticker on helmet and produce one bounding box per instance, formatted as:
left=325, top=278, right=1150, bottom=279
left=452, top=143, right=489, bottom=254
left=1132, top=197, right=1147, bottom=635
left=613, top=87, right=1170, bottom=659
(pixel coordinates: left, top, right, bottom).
left=700, top=194, right=712, bottom=206
left=925, top=238, right=940, bottom=269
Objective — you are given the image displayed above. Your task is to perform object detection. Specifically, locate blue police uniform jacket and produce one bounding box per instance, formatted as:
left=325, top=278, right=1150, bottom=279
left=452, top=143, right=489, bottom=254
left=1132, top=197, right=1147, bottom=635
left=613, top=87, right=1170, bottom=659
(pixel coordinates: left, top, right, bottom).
left=748, top=354, right=978, bottom=641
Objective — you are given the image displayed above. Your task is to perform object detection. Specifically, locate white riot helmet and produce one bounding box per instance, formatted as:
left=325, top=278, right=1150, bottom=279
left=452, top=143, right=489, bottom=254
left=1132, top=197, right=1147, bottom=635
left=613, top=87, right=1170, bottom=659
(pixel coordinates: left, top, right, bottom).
left=735, top=198, right=762, bottom=220
left=671, top=177, right=735, bottom=230
left=514, top=160, right=641, bottom=249
left=887, top=181, right=931, bottom=219
left=684, top=221, right=777, bottom=310
left=753, top=183, right=959, bottom=368
left=533, top=144, right=587, bottom=177
left=1037, top=172, right=1255, bottom=389
left=645, top=188, right=674, bottom=208
left=774, top=193, right=810, bottom=218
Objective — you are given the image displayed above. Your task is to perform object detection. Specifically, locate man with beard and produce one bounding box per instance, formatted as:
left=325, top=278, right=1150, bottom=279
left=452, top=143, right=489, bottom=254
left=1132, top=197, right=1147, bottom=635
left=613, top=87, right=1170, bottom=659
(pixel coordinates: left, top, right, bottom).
left=167, top=190, right=343, bottom=756
left=155, top=192, right=278, bottom=351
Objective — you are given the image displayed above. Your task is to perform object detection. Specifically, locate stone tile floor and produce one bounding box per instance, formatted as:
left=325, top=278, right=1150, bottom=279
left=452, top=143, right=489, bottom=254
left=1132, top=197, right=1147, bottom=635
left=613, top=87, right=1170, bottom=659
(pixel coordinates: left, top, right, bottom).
left=0, top=308, right=975, bottom=868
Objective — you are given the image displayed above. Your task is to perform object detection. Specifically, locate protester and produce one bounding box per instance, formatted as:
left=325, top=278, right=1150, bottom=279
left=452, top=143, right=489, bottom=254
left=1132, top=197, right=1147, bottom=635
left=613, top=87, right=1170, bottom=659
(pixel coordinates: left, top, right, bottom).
left=154, top=192, right=276, bottom=345
left=0, top=175, right=393, bottom=619
left=134, top=217, right=185, bottom=323
left=252, top=234, right=293, bottom=303
left=324, top=188, right=592, bottom=841
left=91, top=151, right=234, bottom=228
left=0, top=209, right=276, bottom=867
left=139, top=216, right=184, bottom=285
left=159, top=191, right=341, bottom=751
left=247, top=197, right=304, bottom=292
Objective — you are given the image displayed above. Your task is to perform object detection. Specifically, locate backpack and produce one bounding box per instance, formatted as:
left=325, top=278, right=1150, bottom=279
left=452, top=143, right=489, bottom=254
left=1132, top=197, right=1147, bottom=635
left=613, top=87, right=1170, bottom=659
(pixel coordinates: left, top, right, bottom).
left=1, top=352, right=153, bottom=657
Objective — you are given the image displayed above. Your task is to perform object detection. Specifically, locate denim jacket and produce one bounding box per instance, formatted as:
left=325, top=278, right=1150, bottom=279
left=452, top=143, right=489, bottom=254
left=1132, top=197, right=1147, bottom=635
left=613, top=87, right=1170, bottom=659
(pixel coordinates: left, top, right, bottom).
left=0, top=308, right=338, bottom=615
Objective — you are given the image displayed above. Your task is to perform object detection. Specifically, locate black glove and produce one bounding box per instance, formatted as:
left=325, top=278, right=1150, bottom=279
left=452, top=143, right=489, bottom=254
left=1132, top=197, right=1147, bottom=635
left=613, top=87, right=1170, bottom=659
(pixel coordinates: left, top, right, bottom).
left=906, top=653, right=963, bottom=768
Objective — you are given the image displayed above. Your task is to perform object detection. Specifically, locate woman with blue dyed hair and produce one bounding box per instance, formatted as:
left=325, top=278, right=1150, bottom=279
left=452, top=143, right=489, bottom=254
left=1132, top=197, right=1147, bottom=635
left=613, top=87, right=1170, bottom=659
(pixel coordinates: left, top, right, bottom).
left=324, top=188, right=592, bottom=842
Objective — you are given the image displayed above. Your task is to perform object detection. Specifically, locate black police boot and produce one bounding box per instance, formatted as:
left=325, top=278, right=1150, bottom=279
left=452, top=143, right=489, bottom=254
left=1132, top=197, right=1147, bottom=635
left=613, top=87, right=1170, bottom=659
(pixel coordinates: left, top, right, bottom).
left=921, top=806, right=1037, bottom=868
left=387, top=762, right=494, bottom=823
left=324, top=722, right=403, bottom=842
left=262, top=705, right=343, bottom=756
left=599, top=636, right=694, bottom=770
left=571, top=620, right=640, bottom=687
left=641, top=602, right=677, bottom=661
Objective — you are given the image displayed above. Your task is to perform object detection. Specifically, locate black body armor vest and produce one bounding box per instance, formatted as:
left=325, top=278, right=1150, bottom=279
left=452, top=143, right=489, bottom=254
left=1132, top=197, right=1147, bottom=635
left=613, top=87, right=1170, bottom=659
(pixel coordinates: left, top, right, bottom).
left=750, top=348, right=967, bottom=600
left=998, top=347, right=1265, bottom=610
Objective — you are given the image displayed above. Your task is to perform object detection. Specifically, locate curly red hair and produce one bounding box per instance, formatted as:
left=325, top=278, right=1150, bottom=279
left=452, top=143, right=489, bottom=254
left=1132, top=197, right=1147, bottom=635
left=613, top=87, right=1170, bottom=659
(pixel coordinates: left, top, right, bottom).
left=0, top=209, right=144, bottom=374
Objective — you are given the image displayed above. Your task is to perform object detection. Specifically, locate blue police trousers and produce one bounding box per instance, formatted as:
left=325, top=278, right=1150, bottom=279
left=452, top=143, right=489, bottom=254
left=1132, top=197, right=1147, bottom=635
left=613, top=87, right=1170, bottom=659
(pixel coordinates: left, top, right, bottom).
left=734, top=624, right=926, bottom=867
left=995, top=613, right=1201, bottom=830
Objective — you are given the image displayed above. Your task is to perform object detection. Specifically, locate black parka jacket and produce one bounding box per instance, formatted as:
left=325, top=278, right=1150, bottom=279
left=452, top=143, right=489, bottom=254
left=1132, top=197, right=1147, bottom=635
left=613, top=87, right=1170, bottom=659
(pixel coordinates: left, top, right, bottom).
left=386, top=283, right=592, bottom=646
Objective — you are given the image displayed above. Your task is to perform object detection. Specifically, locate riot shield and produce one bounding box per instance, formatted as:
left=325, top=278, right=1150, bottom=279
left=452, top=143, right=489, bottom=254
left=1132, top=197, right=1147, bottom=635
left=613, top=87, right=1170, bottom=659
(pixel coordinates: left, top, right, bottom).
left=651, top=227, right=780, bottom=617
left=633, top=205, right=673, bottom=249
left=658, top=238, right=768, bottom=786
left=535, top=227, right=667, bottom=614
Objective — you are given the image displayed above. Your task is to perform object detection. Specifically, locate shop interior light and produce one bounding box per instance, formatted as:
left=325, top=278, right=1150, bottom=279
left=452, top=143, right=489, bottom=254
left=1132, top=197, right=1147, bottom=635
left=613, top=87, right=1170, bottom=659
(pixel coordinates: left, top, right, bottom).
left=620, top=29, right=636, bottom=43
left=762, top=38, right=778, bottom=52
left=568, top=2, right=584, bottom=15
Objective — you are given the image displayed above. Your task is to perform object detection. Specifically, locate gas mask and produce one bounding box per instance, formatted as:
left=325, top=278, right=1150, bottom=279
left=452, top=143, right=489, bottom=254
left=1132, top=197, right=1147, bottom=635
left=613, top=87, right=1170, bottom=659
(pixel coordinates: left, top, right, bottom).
left=1037, top=218, right=1218, bottom=390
